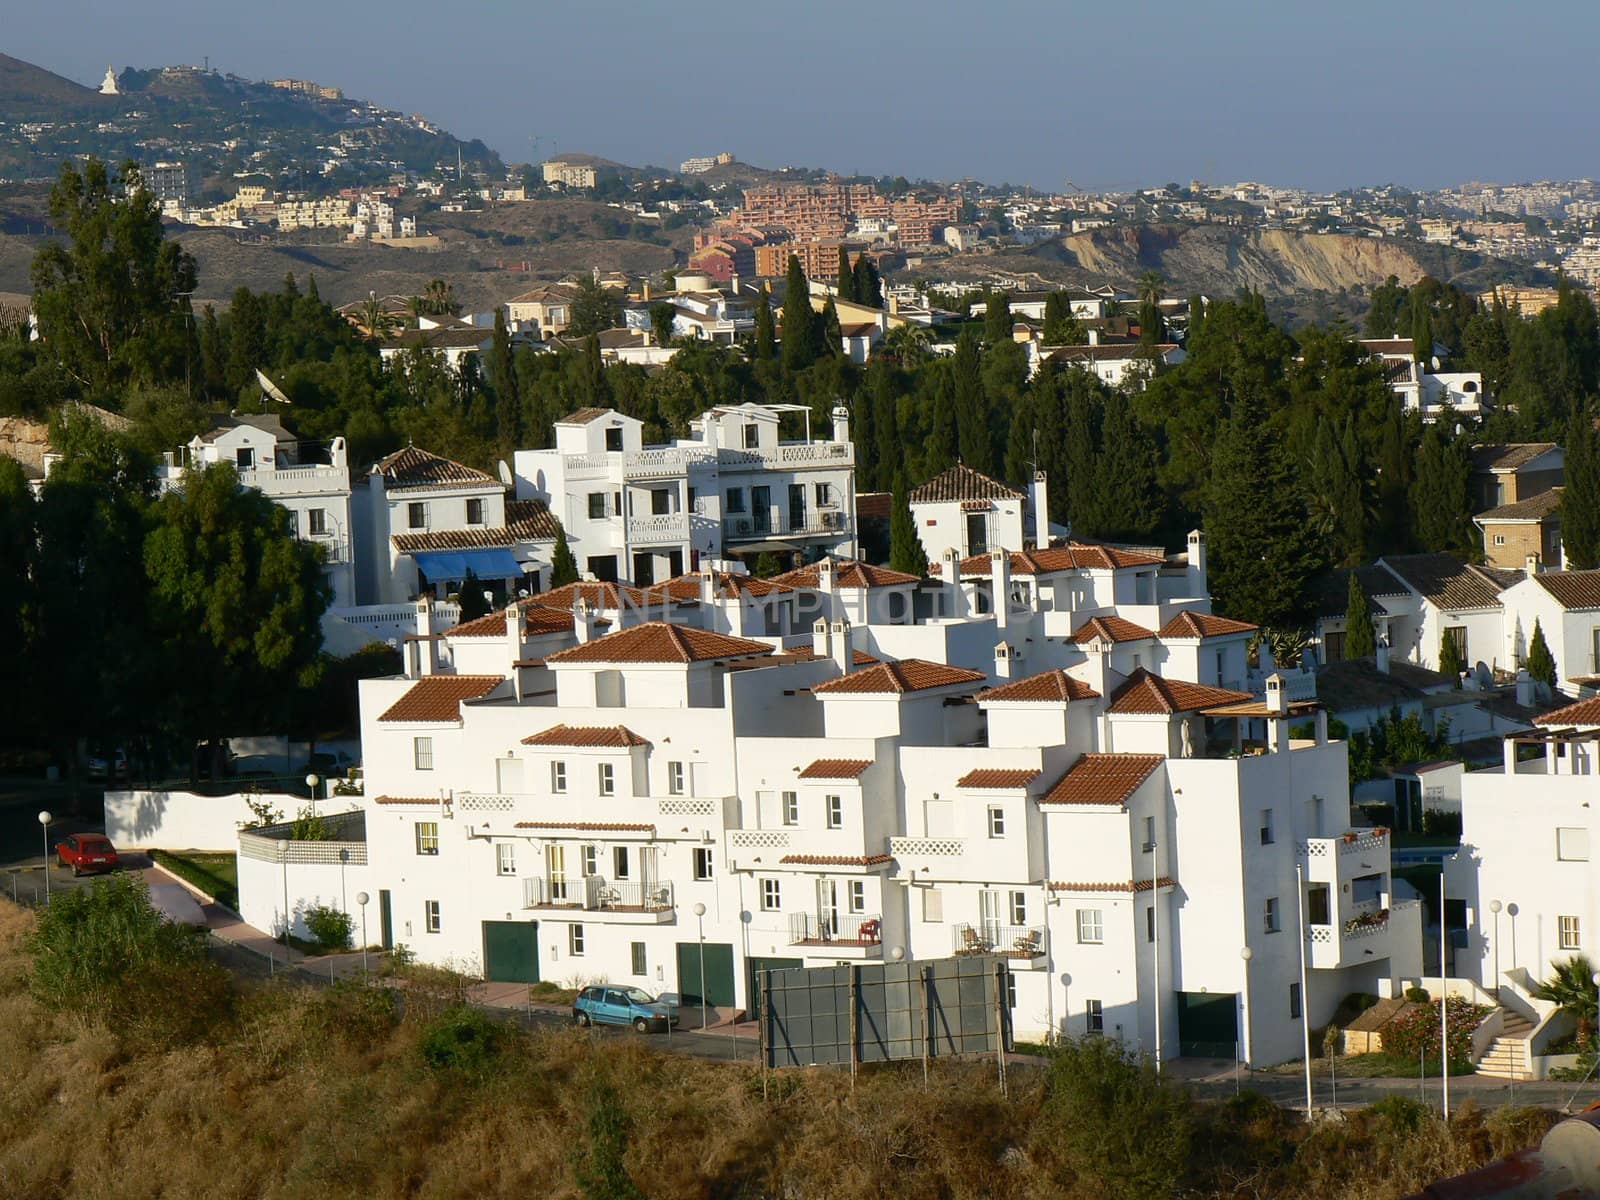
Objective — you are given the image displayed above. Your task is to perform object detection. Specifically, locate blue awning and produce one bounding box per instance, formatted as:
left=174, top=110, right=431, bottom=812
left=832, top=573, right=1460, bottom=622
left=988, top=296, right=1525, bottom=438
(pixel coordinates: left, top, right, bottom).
left=412, top=547, right=524, bottom=580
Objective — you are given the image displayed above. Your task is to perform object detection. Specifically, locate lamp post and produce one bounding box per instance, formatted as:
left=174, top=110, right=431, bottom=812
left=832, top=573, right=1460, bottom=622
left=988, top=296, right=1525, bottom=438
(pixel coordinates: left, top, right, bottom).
left=1489, top=899, right=1503, bottom=997
left=1507, top=903, right=1520, bottom=977
left=1238, top=945, right=1253, bottom=1096
left=37, top=811, right=52, bottom=903
left=356, top=891, right=370, bottom=975
left=1440, top=871, right=1449, bottom=1121
left=305, top=773, right=321, bottom=817
left=692, top=901, right=708, bottom=1034
left=1295, top=862, right=1313, bottom=1113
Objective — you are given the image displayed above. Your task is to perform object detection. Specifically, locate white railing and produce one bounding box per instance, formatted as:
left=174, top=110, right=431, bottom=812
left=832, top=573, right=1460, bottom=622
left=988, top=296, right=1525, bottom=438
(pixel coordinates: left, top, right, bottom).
left=458, top=792, right=516, bottom=812
left=658, top=797, right=716, bottom=816
left=718, top=442, right=854, bottom=470
left=328, top=601, right=461, bottom=628
left=627, top=513, right=689, bottom=543
left=523, top=876, right=673, bottom=912
left=730, top=830, right=790, bottom=850
left=888, top=837, right=965, bottom=857
left=951, top=922, right=1045, bottom=958
left=239, top=464, right=350, bottom=496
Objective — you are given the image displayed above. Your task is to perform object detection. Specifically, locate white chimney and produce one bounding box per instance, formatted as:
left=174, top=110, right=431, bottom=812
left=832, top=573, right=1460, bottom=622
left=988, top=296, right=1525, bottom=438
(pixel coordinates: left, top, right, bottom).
left=1375, top=635, right=1390, bottom=675
left=1187, top=529, right=1207, bottom=596
left=1516, top=668, right=1534, bottom=707
left=1265, top=672, right=1287, bottom=716
left=573, top=597, right=597, bottom=643
left=942, top=548, right=965, bottom=618
left=416, top=596, right=437, bottom=676
left=1525, top=552, right=1541, bottom=575
left=991, top=549, right=1011, bottom=631
left=994, top=641, right=1020, bottom=680
left=1087, top=327, right=1100, bottom=346
left=830, top=618, right=852, bottom=676
left=832, top=404, right=850, bottom=445
left=729, top=271, right=741, bottom=295
left=1031, top=471, right=1049, bottom=548
left=700, top=567, right=717, bottom=606
left=505, top=602, right=524, bottom=700
left=811, top=616, right=831, bottom=660
left=817, top=558, right=838, bottom=595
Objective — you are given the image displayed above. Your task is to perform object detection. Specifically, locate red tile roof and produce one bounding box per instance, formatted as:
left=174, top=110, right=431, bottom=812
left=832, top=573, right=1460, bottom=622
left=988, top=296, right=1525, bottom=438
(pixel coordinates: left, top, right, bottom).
left=978, top=670, right=1101, bottom=704
left=796, top=758, right=873, bottom=779
left=1106, top=669, right=1253, bottom=715
left=1049, top=877, right=1177, bottom=893
left=372, top=796, right=443, bottom=806
left=1535, top=696, right=1600, bottom=727
left=957, top=768, right=1041, bottom=789
left=778, top=854, right=893, bottom=866
left=811, top=659, right=987, bottom=695
left=1041, top=753, right=1164, bottom=806
left=373, top=445, right=498, bottom=492
left=534, top=580, right=647, bottom=610
left=1071, top=615, right=1157, bottom=644
left=392, top=499, right=559, bottom=553
left=643, top=571, right=796, bottom=603
left=1157, top=611, right=1258, bottom=639
left=447, top=602, right=574, bottom=639
left=770, top=559, right=922, bottom=589
left=908, top=464, right=1025, bottom=505
left=378, top=675, right=504, bottom=722
left=521, top=724, right=650, bottom=748
left=513, top=821, right=656, bottom=832
left=950, top=543, right=1165, bottom=576
left=544, top=621, right=775, bottom=665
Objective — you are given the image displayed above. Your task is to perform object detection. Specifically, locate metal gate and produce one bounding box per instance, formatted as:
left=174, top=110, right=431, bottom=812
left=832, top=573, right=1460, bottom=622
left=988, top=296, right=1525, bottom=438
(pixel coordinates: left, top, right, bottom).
left=482, top=920, right=539, bottom=984
left=677, top=941, right=736, bottom=1007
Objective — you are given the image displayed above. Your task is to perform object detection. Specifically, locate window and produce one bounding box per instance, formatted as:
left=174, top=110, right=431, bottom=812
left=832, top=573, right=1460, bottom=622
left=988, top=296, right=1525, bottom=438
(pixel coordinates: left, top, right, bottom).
left=612, top=846, right=629, bottom=879
left=1494, top=534, right=1506, bottom=547
left=415, top=822, right=439, bottom=855
left=581, top=844, right=598, bottom=877
left=1561, top=915, right=1582, bottom=950
left=1009, top=891, right=1028, bottom=925
left=408, top=501, right=426, bottom=529
left=760, top=879, right=781, bottom=911
left=1143, top=815, right=1154, bottom=852
left=604, top=426, right=623, bottom=452
left=413, top=737, right=433, bottom=771
left=1559, top=828, right=1591, bottom=862
left=667, top=761, right=685, bottom=794
left=569, top=924, right=585, bottom=956
left=236, top=446, right=255, bottom=469
left=814, top=482, right=832, bottom=507
left=1289, top=982, right=1302, bottom=1020
left=1259, top=808, right=1275, bottom=846
left=424, top=900, right=441, bottom=933
left=1146, top=906, right=1155, bottom=943
left=988, top=805, right=1006, bottom=838
left=551, top=761, right=567, bottom=793
left=308, top=508, right=327, bottom=536
left=1445, top=625, right=1468, bottom=666
left=598, top=763, right=615, bottom=797
left=725, top=487, right=747, bottom=514
left=1086, top=999, right=1104, bottom=1034
left=630, top=941, right=646, bottom=975
left=1323, top=630, right=1346, bottom=663
left=496, top=843, right=516, bottom=875
left=1076, top=908, right=1104, bottom=944
left=1264, top=896, right=1281, bottom=934
left=693, top=847, right=714, bottom=881
left=922, top=888, right=944, bottom=922
left=826, top=795, right=843, bottom=829
left=587, top=492, right=607, bottom=520
left=782, top=791, right=798, bottom=825
left=466, top=497, right=484, bottom=525
left=743, top=423, right=759, bottom=449
left=1005, top=973, right=1017, bottom=1010
left=836, top=880, right=862, bottom=915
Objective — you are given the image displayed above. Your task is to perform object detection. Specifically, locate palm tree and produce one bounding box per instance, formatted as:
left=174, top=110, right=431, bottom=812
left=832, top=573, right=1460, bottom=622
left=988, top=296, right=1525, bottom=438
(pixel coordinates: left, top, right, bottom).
left=414, top=278, right=459, bottom=318
left=881, top=323, right=932, bottom=366
left=354, top=295, right=397, bottom=341
left=1533, top=954, right=1599, bottom=1047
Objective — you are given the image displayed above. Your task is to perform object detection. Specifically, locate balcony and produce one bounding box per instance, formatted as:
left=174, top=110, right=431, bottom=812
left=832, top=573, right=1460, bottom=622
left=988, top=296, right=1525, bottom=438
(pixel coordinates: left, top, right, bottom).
left=787, top=912, right=883, bottom=958
left=522, top=876, right=675, bottom=923
left=951, top=922, right=1045, bottom=962
left=1298, top=830, right=1390, bottom=884
left=888, top=836, right=966, bottom=859
left=719, top=442, right=854, bottom=471
left=626, top=512, right=689, bottom=545
left=1305, top=908, right=1390, bottom=968
left=722, top=511, right=849, bottom=544
left=239, top=463, right=349, bottom=497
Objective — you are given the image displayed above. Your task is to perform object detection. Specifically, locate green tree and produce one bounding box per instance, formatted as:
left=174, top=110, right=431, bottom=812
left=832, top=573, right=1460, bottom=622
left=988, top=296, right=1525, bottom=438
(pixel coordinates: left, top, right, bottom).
left=568, top=276, right=622, bottom=338
left=1534, top=955, right=1600, bottom=1048
left=0, top=458, right=35, bottom=707
left=1365, top=275, right=1408, bottom=338
left=781, top=256, right=820, bottom=371
left=30, top=158, right=198, bottom=401
left=819, top=296, right=843, bottom=357
left=984, top=290, right=1013, bottom=346
left=549, top=523, right=579, bottom=586
left=836, top=244, right=857, bottom=303
left=457, top=570, right=490, bottom=621
left=1042, top=291, right=1084, bottom=344
left=1438, top=628, right=1465, bottom=684
left=1410, top=422, right=1474, bottom=556
left=951, top=328, right=990, bottom=474
left=752, top=283, right=776, bottom=361
left=1091, top=391, right=1163, bottom=542
left=1527, top=618, right=1557, bottom=688
left=1137, top=270, right=1165, bottom=346
left=1564, top=403, right=1600, bottom=569
left=487, top=309, right=519, bottom=466
left=889, top=474, right=926, bottom=576
left=1344, top=571, right=1376, bottom=659
left=648, top=302, right=676, bottom=348
left=852, top=254, right=882, bottom=308
left=576, top=334, right=609, bottom=409
left=573, top=1078, right=645, bottom=1200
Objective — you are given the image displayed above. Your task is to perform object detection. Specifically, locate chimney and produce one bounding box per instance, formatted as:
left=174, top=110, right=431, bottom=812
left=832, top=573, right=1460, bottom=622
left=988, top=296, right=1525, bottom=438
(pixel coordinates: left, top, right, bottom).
left=1087, top=327, right=1100, bottom=346
left=942, top=548, right=965, bottom=618
left=1375, top=635, right=1390, bottom=675
left=329, top=435, right=348, bottom=469
left=831, top=404, right=850, bottom=444
left=1187, top=529, right=1207, bottom=596
left=573, top=597, right=597, bottom=643
left=642, top=280, right=652, bottom=301
left=415, top=597, right=438, bottom=675
left=830, top=618, right=852, bottom=676
left=817, top=558, right=837, bottom=596
left=991, top=548, right=1011, bottom=631
left=700, top=566, right=717, bottom=606
left=641, top=328, right=653, bottom=347
left=1516, top=667, right=1534, bottom=707
left=888, top=294, right=899, bottom=315
left=505, top=602, right=524, bottom=700
left=812, top=616, right=831, bottom=659
left=1031, top=471, right=1049, bottom=548
left=1525, top=552, right=1541, bottom=576
left=1265, top=672, right=1287, bottom=716
left=729, top=271, right=741, bottom=295
left=994, top=641, right=1020, bottom=680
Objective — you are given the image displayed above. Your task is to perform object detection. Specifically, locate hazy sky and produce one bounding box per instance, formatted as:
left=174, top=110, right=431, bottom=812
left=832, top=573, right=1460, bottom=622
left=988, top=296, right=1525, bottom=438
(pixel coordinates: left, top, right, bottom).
left=9, top=0, right=1597, bottom=191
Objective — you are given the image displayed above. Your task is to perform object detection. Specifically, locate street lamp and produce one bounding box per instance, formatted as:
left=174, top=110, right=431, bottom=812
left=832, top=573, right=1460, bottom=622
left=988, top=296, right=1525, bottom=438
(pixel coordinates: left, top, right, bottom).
left=305, top=773, right=321, bottom=815
left=37, top=811, right=52, bottom=902
left=356, top=891, right=370, bottom=975
left=1489, top=899, right=1502, bottom=996
left=1238, top=945, right=1253, bottom=1096
left=692, top=901, right=708, bottom=1034
left=889, top=946, right=904, bottom=962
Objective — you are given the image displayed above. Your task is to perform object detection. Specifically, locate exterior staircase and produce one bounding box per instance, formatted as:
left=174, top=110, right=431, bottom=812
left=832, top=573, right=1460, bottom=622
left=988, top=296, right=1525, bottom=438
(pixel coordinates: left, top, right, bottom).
left=1475, top=1012, right=1535, bottom=1080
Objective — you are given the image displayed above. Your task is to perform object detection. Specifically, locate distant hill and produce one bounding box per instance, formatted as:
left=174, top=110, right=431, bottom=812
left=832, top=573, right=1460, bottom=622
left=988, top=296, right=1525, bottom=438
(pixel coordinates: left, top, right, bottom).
left=0, top=53, right=113, bottom=115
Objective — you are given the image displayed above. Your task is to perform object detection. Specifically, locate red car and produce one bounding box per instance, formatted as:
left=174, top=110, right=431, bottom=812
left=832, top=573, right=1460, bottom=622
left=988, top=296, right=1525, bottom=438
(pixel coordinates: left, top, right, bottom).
left=56, top=834, right=120, bottom=876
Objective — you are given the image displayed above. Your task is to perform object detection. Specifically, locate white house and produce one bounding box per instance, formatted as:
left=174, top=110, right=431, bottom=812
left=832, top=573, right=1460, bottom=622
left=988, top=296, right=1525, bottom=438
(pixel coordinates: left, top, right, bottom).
left=1497, top=569, right=1600, bottom=687
left=1043, top=340, right=1186, bottom=389
left=908, top=464, right=1047, bottom=563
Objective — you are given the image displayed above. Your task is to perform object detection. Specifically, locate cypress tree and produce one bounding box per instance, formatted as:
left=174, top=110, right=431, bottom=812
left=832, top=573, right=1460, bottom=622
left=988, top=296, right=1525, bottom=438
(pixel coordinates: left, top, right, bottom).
left=577, top=334, right=608, bottom=409
left=836, top=245, right=856, bottom=303
left=984, top=291, right=1013, bottom=346
left=1094, top=391, right=1163, bottom=542
left=951, top=329, right=989, bottom=474
left=854, top=363, right=881, bottom=491
left=489, top=310, right=520, bottom=466
left=1527, top=618, right=1557, bottom=688
left=1564, top=403, right=1600, bottom=569
left=924, top=369, right=957, bottom=477
left=1003, top=392, right=1034, bottom=488
left=1411, top=301, right=1432, bottom=362
left=1410, top=422, right=1474, bottom=555
left=820, top=296, right=843, bottom=357
left=781, top=256, right=818, bottom=371
left=1060, top=371, right=1100, bottom=536
left=1187, top=293, right=1205, bottom=341
left=1373, top=410, right=1418, bottom=554
left=753, top=283, right=776, bottom=361
left=549, top=525, right=579, bottom=587
left=871, top=364, right=901, bottom=488
left=853, top=255, right=882, bottom=308
left=1344, top=571, right=1376, bottom=659
left=1438, top=628, right=1465, bottom=685
left=889, top=474, right=926, bottom=576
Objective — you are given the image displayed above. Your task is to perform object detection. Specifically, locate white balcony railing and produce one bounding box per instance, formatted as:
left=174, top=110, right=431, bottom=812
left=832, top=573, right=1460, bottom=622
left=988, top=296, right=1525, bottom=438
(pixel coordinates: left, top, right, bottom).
left=523, top=876, right=673, bottom=913
left=626, top=512, right=689, bottom=544
left=951, top=922, right=1045, bottom=958
left=888, top=836, right=965, bottom=858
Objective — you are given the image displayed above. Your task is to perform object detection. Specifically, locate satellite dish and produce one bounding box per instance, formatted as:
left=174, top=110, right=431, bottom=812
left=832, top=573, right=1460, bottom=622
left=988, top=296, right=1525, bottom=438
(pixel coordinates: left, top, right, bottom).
left=1430, top=355, right=1441, bottom=371
left=498, top=461, right=513, bottom=486
left=255, top=369, right=291, bottom=405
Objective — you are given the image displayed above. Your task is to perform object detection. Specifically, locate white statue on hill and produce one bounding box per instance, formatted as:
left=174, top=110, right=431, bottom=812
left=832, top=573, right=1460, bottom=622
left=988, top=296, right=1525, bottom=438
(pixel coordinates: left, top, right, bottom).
left=99, top=66, right=119, bottom=96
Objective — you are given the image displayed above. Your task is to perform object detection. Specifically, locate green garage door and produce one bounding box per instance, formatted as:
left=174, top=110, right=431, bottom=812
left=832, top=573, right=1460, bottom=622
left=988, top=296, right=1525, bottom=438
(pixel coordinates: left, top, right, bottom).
left=677, top=941, right=736, bottom=1008
left=1176, top=991, right=1237, bottom=1058
left=747, top=956, right=803, bottom=1014
left=483, top=921, right=539, bottom=984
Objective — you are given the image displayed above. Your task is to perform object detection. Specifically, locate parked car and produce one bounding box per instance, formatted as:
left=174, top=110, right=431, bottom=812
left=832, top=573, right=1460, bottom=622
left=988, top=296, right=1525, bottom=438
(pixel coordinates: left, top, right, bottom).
left=55, top=833, right=121, bottom=876
left=572, top=985, right=678, bottom=1033
left=85, top=748, right=128, bottom=781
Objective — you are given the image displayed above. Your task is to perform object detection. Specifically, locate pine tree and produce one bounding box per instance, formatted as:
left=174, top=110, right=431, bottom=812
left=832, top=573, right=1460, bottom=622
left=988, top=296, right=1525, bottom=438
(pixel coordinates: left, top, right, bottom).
left=951, top=329, right=989, bottom=474
left=1344, top=571, right=1376, bottom=659
left=889, top=474, right=926, bottom=576
left=1438, top=628, right=1465, bottom=685
left=1410, top=422, right=1474, bottom=556
left=836, top=245, right=856, bottom=303
left=1527, top=618, right=1557, bottom=688
left=781, top=256, right=819, bottom=371
left=1564, top=403, right=1600, bottom=568
left=549, top=524, right=579, bottom=587
left=753, top=283, right=776, bottom=361
left=984, top=291, right=1013, bottom=346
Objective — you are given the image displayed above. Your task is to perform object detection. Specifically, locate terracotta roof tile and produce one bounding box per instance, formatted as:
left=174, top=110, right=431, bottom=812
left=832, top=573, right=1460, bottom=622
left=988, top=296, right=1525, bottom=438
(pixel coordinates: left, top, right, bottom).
left=1535, top=696, right=1600, bottom=727
left=855, top=491, right=892, bottom=520
left=643, top=571, right=796, bottom=604
left=513, top=821, right=656, bottom=832
left=1106, top=669, right=1253, bottom=715
left=373, top=445, right=498, bottom=492
left=1049, top=876, right=1177, bottom=893
left=534, top=580, right=647, bottom=610
left=811, top=659, right=987, bottom=695
left=372, top=795, right=442, bottom=806
left=770, top=559, right=922, bottom=589
left=908, top=464, right=1025, bottom=504
left=1157, top=611, right=1259, bottom=639
left=1071, top=615, right=1157, bottom=644
left=521, top=724, right=649, bottom=748
left=778, top=854, right=893, bottom=866
left=1041, top=753, right=1164, bottom=806
left=957, top=768, right=1041, bottom=789
left=1534, top=570, right=1600, bottom=611
left=448, top=602, right=574, bottom=639
left=378, top=675, right=504, bottom=722
left=978, top=670, right=1101, bottom=704
left=949, top=543, right=1165, bottom=577
left=796, top=758, right=873, bottom=779
left=391, top=499, right=560, bottom=554
left=544, top=621, right=775, bottom=665
left=1381, top=553, right=1506, bottom=611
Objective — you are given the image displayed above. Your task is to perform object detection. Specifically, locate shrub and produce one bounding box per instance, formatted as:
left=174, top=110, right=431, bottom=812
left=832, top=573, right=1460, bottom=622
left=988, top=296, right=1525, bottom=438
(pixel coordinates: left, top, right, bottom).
left=1405, top=986, right=1431, bottom=1003
left=303, top=904, right=354, bottom=951
left=573, top=1076, right=645, bottom=1200
left=1384, top=997, right=1489, bottom=1069
left=1421, top=809, right=1463, bottom=838
left=1368, top=1094, right=1432, bottom=1133
left=417, top=1003, right=503, bottom=1076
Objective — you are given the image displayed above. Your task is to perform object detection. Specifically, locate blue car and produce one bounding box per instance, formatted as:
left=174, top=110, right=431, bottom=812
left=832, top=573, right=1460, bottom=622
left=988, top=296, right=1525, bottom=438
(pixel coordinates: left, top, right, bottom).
left=572, top=985, right=678, bottom=1033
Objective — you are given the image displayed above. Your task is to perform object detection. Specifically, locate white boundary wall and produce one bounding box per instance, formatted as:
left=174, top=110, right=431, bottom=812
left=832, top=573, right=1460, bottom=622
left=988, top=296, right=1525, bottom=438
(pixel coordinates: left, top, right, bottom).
left=105, top=791, right=304, bottom=850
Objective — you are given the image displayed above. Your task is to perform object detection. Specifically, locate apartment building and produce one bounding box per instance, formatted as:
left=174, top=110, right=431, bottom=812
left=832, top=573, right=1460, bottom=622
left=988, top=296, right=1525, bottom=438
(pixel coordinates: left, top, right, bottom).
left=755, top=240, right=868, bottom=280
left=542, top=160, right=598, bottom=189
left=511, top=403, right=857, bottom=585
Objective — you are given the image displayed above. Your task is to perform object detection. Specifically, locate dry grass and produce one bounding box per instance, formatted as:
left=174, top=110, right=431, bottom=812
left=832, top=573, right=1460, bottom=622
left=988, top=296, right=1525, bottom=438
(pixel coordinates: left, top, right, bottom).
left=0, top=900, right=1563, bottom=1199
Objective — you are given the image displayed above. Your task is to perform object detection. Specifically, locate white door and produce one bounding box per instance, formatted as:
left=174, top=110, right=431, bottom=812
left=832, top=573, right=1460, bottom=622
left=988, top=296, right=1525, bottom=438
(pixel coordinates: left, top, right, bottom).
left=925, top=798, right=954, bottom=837
left=817, top=879, right=839, bottom=937
left=546, top=844, right=567, bottom=902
left=979, top=889, right=1003, bottom=944
left=496, top=757, right=524, bottom=794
